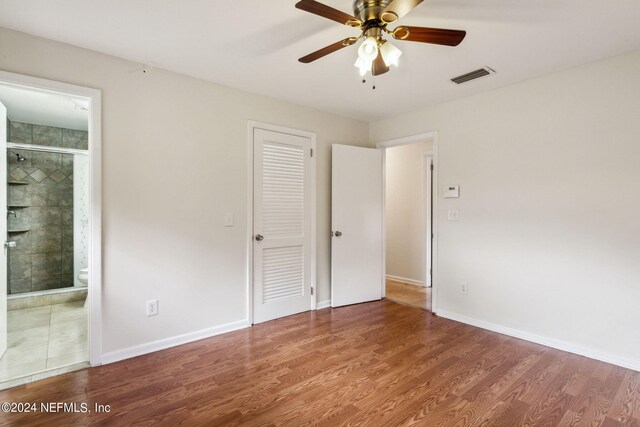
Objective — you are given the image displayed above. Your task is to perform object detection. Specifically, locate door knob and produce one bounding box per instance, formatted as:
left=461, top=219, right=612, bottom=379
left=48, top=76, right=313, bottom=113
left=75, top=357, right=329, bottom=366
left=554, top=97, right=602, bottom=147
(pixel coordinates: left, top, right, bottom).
left=334, top=231, right=342, bottom=237
left=4, top=241, right=16, bottom=249
left=255, top=234, right=264, bottom=241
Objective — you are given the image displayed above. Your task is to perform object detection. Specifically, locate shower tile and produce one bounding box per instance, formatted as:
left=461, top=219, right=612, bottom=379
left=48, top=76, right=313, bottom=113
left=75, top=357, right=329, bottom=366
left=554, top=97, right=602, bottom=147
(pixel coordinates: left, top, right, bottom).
left=62, top=129, right=88, bottom=150
left=61, top=273, right=75, bottom=288
left=9, top=231, right=32, bottom=254
left=32, top=275, right=63, bottom=291
left=29, top=169, right=47, bottom=183
left=62, top=252, right=74, bottom=275
left=8, top=184, right=31, bottom=207
left=8, top=121, right=32, bottom=144
left=44, top=183, right=64, bottom=206
left=62, top=228, right=73, bottom=250
left=9, top=254, right=31, bottom=280
left=60, top=184, right=73, bottom=207
left=29, top=182, right=49, bottom=207
left=31, top=229, right=62, bottom=253
left=50, top=169, right=67, bottom=183
left=61, top=208, right=73, bottom=227
left=31, top=252, right=62, bottom=278
left=33, top=125, right=63, bottom=147
left=61, top=154, right=74, bottom=174
left=31, top=207, right=62, bottom=228
left=31, top=151, right=62, bottom=175
left=9, top=167, right=28, bottom=182
left=8, top=208, right=31, bottom=231
left=9, top=278, right=32, bottom=294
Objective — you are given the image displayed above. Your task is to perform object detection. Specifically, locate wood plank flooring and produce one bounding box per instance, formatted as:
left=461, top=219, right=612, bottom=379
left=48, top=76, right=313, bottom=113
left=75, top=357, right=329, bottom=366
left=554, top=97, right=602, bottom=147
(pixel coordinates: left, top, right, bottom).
left=386, top=279, right=431, bottom=311
left=1, top=301, right=639, bottom=426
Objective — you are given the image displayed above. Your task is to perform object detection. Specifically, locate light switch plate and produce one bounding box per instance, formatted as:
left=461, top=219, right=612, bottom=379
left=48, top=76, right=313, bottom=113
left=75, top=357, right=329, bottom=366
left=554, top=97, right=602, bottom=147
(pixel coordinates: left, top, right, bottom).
left=224, top=213, right=234, bottom=227
left=448, top=209, right=460, bottom=221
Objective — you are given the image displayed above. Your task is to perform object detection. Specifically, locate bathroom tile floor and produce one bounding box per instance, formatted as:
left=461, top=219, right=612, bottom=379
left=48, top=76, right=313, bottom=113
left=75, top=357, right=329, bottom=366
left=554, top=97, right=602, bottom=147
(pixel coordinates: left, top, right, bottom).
left=0, top=301, right=88, bottom=383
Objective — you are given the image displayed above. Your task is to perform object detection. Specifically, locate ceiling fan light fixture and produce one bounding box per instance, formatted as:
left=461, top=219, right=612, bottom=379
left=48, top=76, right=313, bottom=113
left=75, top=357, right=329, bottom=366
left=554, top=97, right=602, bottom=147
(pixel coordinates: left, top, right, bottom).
left=358, top=36, right=379, bottom=62
left=392, top=26, right=410, bottom=40
left=380, top=41, right=402, bottom=67
left=354, top=57, right=373, bottom=76
left=380, top=11, right=398, bottom=24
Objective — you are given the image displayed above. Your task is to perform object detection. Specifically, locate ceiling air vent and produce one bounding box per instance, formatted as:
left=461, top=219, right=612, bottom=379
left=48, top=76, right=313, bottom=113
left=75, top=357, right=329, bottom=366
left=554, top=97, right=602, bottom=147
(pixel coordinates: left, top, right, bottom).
left=451, top=67, right=496, bottom=84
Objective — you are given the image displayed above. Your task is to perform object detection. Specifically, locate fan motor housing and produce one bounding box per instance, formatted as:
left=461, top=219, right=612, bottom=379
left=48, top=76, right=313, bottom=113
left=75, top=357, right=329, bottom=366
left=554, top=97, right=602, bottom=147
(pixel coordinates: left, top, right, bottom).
left=353, top=0, right=391, bottom=23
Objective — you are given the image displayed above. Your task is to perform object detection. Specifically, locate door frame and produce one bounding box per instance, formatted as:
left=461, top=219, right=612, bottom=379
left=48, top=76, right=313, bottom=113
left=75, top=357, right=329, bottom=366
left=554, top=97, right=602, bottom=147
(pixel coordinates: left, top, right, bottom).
left=376, top=131, right=439, bottom=313
left=246, top=121, right=317, bottom=325
left=423, top=153, right=433, bottom=288
left=0, top=69, right=103, bottom=365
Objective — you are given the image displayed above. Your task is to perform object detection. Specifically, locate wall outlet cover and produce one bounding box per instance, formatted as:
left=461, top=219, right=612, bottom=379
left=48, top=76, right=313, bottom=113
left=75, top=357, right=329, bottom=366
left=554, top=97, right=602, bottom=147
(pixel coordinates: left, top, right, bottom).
left=146, top=299, right=159, bottom=316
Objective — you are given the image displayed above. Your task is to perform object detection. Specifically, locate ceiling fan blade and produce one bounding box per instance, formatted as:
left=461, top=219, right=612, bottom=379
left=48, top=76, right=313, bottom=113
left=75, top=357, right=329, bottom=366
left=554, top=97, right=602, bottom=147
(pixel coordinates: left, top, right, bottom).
left=295, top=0, right=362, bottom=27
left=372, top=51, right=390, bottom=76
left=299, top=37, right=358, bottom=63
left=393, top=26, right=466, bottom=46
left=380, top=0, right=424, bottom=24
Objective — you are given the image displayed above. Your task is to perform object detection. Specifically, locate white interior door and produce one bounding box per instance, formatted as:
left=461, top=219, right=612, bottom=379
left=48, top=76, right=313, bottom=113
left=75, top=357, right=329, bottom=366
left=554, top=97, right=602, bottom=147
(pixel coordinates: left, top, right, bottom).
left=253, top=128, right=312, bottom=324
left=331, top=144, right=383, bottom=308
left=0, top=101, right=7, bottom=358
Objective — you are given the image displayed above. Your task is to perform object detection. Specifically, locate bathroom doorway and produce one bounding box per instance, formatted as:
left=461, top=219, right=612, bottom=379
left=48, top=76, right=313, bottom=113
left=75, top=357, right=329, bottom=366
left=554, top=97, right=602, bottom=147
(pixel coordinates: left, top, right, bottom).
left=0, top=71, right=101, bottom=388
left=382, top=140, right=434, bottom=312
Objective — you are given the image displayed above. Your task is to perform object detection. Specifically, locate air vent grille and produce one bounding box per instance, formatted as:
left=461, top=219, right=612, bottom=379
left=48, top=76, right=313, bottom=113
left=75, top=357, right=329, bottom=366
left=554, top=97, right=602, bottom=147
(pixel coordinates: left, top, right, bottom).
left=451, top=67, right=495, bottom=84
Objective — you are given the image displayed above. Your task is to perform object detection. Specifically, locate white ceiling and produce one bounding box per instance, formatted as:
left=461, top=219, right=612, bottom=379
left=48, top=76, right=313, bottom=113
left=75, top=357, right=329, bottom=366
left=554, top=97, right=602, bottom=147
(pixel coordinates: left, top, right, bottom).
left=0, top=0, right=639, bottom=121
left=0, top=84, right=88, bottom=130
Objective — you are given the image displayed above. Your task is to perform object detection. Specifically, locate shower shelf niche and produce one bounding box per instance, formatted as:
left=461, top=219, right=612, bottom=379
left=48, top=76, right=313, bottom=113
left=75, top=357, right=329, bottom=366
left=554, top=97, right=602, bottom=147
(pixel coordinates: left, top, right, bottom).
left=8, top=181, right=30, bottom=185
left=8, top=228, right=30, bottom=233
left=8, top=204, right=30, bottom=208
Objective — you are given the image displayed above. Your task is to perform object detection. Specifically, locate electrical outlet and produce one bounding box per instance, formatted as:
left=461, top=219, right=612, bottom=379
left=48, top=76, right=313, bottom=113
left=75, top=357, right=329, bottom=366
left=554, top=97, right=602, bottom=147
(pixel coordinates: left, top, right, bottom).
left=146, top=299, right=158, bottom=316
left=460, top=282, right=468, bottom=295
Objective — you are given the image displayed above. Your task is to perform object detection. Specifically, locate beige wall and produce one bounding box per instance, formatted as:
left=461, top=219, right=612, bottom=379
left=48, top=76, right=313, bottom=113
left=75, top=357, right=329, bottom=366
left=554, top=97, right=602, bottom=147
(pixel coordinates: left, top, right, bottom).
left=371, top=50, right=640, bottom=369
left=0, top=28, right=370, bottom=357
left=385, top=141, right=432, bottom=284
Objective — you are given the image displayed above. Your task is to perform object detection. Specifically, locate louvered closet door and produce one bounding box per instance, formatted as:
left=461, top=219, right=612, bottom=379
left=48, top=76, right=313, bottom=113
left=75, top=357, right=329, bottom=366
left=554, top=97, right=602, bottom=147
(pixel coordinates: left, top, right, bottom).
left=253, top=129, right=312, bottom=324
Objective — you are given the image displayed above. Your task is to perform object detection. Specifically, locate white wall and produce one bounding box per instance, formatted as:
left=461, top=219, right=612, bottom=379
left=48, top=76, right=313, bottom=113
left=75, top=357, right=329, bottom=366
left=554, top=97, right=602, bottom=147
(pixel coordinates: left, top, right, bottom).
left=385, top=141, right=432, bottom=284
left=371, top=50, right=640, bottom=369
left=0, top=28, right=370, bottom=357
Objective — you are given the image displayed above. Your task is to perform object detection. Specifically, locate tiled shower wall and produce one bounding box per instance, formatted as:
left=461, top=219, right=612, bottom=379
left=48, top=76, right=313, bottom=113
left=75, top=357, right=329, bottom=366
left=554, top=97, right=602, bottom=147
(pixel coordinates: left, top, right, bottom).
left=7, top=120, right=88, bottom=294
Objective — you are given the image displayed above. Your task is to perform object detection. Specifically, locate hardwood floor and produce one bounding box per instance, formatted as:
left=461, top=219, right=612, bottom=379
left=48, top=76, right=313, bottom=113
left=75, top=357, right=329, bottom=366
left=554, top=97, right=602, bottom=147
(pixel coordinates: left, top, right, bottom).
left=386, top=279, right=431, bottom=311
left=1, top=301, right=639, bottom=426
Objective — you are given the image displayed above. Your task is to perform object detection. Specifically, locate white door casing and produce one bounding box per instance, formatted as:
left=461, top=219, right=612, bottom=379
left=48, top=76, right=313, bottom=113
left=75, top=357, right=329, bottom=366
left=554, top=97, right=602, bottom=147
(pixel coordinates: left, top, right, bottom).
left=331, top=144, right=383, bottom=308
left=0, top=101, right=7, bottom=358
left=253, top=128, right=312, bottom=323
left=424, top=154, right=433, bottom=287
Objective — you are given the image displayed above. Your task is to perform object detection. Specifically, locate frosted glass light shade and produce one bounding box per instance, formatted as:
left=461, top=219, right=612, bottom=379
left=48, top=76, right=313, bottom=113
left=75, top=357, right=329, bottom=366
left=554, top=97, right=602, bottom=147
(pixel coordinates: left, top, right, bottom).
left=354, top=57, right=373, bottom=76
left=380, top=41, right=402, bottom=67
left=358, top=37, right=379, bottom=62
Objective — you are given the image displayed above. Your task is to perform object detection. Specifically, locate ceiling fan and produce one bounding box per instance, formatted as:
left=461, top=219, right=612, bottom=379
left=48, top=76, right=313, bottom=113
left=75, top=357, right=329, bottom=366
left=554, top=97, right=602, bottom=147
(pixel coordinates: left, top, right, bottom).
left=296, top=0, right=466, bottom=77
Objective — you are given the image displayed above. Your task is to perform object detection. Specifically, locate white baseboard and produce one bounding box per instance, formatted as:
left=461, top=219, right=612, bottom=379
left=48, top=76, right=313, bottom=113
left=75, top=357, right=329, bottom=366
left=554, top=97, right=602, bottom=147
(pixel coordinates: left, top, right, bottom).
left=101, top=319, right=251, bottom=365
left=316, top=299, right=331, bottom=310
left=386, top=274, right=424, bottom=287
left=437, top=310, right=640, bottom=373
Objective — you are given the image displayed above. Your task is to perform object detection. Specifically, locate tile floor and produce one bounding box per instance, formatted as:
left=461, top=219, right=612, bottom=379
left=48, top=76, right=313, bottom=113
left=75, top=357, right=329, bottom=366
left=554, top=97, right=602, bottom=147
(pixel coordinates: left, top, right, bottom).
left=0, top=300, right=88, bottom=383
left=386, top=279, right=432, bottom=311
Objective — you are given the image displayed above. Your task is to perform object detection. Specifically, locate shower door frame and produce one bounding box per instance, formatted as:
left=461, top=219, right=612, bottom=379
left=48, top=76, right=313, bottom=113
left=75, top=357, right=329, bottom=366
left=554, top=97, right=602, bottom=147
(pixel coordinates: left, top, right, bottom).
left=0, top=70, right=103, bottom=366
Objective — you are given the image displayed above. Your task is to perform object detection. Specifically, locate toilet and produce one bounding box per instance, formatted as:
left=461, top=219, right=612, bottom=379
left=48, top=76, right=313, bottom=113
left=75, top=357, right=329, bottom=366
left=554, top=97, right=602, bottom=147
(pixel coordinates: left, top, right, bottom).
left=78, top=268, right=89, bottom=286
left=78, top=268, right=89, bottom=308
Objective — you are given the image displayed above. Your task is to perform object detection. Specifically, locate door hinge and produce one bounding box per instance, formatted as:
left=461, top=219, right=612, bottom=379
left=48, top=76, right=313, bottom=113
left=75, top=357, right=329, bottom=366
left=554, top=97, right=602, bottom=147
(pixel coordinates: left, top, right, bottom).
left=310, top=148, right=314, bottom=157
left=311, top=286, right=314, bottom=296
